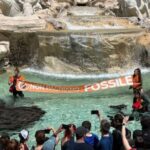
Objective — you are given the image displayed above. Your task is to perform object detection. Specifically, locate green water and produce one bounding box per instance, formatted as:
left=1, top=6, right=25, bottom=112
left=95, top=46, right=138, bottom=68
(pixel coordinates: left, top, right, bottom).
left=0, top=71, right=150, bottom=149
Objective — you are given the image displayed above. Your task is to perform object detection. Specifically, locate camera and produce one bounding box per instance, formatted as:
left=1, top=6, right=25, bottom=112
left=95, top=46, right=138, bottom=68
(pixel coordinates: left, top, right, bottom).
left=107, top=113, right=134, bottom=128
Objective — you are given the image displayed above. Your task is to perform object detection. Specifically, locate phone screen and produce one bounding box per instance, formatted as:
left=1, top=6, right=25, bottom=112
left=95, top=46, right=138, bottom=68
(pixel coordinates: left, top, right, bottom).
left=91, top=110, right=99, bottom=115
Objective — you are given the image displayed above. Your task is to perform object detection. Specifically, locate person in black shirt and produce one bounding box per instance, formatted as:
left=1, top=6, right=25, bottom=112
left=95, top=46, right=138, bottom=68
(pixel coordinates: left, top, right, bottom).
left=70, top=126, right=94, bottom=150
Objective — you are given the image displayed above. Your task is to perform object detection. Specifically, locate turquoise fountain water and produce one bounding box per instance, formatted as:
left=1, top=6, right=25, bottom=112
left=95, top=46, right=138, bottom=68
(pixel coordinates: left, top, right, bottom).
left=0, top=70, right=150, bottom=149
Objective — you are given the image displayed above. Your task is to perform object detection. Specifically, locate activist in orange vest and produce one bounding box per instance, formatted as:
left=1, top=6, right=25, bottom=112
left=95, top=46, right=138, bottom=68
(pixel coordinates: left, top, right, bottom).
left=8, top=67, right=24, bottom=98
left=129, top=68, right=143, bottom=94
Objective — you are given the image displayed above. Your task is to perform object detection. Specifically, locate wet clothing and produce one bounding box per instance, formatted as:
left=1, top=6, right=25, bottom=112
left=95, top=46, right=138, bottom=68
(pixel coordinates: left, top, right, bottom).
left=84, top=133, right=99, bottom=149
left=97, top=134, right=113, bottom=150
left=9, top=75, right=24, bottom=98
left=132, top=99, right=143, bottom=110
left=132, top=75, right=142, bottom=93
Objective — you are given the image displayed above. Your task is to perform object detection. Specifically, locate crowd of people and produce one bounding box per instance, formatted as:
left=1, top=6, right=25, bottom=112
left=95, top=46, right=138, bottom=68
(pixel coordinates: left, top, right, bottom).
left=0, top=111, right=150, bottom=150
left=0, top=68, right=149, bottom=150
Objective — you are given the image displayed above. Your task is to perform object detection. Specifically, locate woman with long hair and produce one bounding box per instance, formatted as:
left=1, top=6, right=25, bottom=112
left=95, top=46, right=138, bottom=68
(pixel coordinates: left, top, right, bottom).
left=130, top=68, right=143, bottom=94
left=61, top=124, right=76, bottom=150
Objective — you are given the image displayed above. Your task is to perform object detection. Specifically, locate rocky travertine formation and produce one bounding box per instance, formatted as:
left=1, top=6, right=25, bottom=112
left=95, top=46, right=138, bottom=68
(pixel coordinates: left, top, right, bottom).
left=37, top=31, right=150, bottom=73
left=0, top=41, right=9, bottom=60
left=0, top=0, right=150, bottom=73
left=117, top=0, right=150, bottom=18
left=0, top=0, right=150, bottom=18
left=0, top=0, right=70, bottom=17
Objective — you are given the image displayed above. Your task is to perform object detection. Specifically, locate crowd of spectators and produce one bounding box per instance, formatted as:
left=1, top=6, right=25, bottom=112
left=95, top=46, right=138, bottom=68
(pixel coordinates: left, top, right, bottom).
left=0, top=111, right=150, bottom=150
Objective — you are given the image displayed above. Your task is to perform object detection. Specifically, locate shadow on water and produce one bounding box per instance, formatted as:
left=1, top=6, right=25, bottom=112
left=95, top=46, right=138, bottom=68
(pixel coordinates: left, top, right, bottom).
left=0, top=97, right=45, bottom=133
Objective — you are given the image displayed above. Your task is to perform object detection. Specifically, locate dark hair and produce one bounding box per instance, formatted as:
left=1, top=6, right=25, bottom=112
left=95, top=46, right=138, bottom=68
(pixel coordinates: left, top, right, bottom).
left=141, top=115, right=150, bottom=130
left=64, top=128, right=72, bottom=139
left=6, top=139, right=19, bottom=150
left=76, top=134, right=83, bottom=140
left=0, top=133, right=10, bottom=149
left=19, top=133, right=27, bottom=143
left=113, top=113, right=124, bottom=129
left=82, top=121, right=91, bottom=131
left=35, top=130, right=46, bottom=145
left=133, top=130, right=144, bottom=148
left=69, top=124, right=76, bottom=132
left=133, top=68, right=142, bottom=85
left=101, top=119, right=110, bottom=134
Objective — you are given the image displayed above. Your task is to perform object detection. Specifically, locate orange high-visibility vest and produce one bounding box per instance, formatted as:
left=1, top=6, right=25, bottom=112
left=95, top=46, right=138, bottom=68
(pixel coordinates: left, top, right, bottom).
left=9, top=75, right=24, bottom=84
left=132, top=75, right=141, bottom=89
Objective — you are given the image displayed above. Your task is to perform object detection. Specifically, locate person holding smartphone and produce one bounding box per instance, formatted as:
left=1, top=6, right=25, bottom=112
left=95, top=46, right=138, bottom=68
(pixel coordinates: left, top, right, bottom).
left=61, top=124, right=76, bottom=150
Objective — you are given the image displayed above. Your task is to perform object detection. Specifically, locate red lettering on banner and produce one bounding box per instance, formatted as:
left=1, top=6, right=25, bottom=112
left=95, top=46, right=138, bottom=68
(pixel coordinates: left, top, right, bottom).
left=125, top=76, right=133, bottom=85
left=115, top=79, right=120, bottom=87
left=91, top=83, right=101, bottom=91
left=100, top=81, right=109, bottom=90
left=118, top=77, right=127, bottom=86
left=84, top=85, right=92, bottom=92
left=108, top=80, right=116, bottom=88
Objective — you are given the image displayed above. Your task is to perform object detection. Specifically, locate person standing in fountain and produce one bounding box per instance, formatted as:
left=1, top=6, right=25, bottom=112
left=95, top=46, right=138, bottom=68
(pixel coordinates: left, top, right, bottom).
left=129, top=68, right=143, bottom=94
left=8, top=67, right=24, bottom=98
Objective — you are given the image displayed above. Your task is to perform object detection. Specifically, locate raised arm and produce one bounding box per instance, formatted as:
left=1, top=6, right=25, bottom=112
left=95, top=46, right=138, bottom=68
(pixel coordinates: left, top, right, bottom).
left=122, top=116, right=132, bottom=150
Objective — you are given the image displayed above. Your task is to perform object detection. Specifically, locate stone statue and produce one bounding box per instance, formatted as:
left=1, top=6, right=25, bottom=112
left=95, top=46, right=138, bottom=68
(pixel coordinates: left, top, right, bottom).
left=118, top=0, right=150, bottom=18
left=0, top=0, right=21, bottom=16
left=16, top=0, right=39, bottom=16
left=0, top=0, right=40, bottom=16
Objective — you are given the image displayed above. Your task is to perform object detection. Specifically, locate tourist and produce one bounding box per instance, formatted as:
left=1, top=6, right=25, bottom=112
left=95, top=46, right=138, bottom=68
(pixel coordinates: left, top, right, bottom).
left=32, top=130, right=47, bottom=150
left=6, top=139, right=19, bottom=150
left=61, top=124, right=76, bottom=150
left=8, top=67, right=24, bottom=98
left=129, top=68, right=143, bottom=94
left=122, top=116, right=136, bottom=150
left=82, top=121, right=99, bottom=149
left=134, top=114, right=150, bottom=149
left=71, top=126, right=94, bottom=150
left=0, top=132, right=10, bottom=150
left=97, top=119, right=113, bottom=150
left=112, top=113, right=131, bottom=150
left=42, top=125, right=62, bottom=150
left=19, top=129, right=29, bottom=150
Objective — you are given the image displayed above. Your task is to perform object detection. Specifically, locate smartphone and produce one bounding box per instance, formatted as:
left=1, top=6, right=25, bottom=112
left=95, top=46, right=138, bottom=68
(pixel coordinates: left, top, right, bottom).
left=43, top=128, right=51, bottom=134
left=62, top=124, right=69, bottom=129
left=91, top=110, right=99, bottom=115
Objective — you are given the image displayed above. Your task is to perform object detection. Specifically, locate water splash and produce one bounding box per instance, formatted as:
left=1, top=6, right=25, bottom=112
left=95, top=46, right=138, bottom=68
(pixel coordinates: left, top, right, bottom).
left=22, top=67, right=150, bottom=79
left=65, top=21, right=125, bottom=30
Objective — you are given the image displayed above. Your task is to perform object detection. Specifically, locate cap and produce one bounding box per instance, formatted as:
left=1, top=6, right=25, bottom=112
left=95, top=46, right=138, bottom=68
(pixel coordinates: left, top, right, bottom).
left=20, top=129, right=29, bottom=140
left=101, top=119, right=110, bottom=132
left=75, top=126, right=88, bottom=137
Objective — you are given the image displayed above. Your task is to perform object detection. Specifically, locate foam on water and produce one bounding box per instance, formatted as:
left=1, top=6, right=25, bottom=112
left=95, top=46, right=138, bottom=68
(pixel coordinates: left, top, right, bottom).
left=22, top=67, right=150, bottom=79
